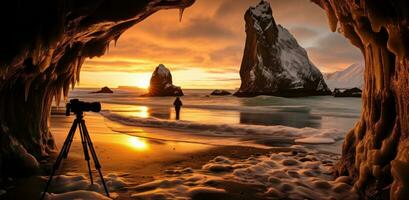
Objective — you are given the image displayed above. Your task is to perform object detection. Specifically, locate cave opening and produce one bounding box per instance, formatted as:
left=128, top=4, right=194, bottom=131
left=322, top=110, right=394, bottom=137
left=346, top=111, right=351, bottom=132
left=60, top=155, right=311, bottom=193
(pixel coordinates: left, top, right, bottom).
left=0, top=0, right=408, bottom=199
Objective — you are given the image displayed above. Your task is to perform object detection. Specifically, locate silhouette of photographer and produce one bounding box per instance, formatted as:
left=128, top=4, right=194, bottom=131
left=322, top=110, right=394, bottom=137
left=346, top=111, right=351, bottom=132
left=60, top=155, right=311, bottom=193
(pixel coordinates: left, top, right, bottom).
left=173, top=97, right=183, bottom=120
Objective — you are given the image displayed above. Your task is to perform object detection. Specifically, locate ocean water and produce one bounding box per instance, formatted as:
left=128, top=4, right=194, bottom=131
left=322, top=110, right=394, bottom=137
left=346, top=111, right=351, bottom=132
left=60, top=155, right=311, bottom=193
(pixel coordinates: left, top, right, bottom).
left=66, top=88, right=361, bottom=145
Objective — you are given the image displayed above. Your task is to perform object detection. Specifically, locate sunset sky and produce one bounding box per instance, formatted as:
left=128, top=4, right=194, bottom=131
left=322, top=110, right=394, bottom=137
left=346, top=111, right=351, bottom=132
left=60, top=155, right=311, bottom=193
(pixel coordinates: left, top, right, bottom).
left=80, top=0, right=363, bottom=89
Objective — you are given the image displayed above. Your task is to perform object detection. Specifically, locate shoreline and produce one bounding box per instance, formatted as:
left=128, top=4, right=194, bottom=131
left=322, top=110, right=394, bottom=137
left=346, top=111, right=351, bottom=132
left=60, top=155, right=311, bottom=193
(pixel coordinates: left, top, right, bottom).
left=2, top=112, right=350, bottom=200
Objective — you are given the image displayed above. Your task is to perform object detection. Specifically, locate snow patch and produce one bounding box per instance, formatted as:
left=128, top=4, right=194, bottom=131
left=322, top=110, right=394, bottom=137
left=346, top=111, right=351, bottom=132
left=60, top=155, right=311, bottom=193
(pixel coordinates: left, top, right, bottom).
left=42, top=173, right=126, bottom=200
left=128, top=145, right=358, bottom=200
left=45, top=191, right=112, bottom=200
left=324, top=62, right=364, bottom=89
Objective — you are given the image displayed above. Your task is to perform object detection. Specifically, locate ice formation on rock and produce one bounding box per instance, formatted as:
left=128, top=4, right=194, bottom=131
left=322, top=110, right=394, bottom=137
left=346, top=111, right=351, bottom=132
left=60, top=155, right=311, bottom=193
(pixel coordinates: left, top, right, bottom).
left=312, top=0, right=409, bottom=199
left=143, top=64, right=184, bottom=97
left=235, top=0, right=331, bottom=97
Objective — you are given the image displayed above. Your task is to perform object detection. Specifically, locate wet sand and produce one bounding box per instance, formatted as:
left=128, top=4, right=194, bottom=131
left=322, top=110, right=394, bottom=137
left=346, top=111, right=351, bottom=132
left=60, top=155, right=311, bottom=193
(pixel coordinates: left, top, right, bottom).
left=3, top=112, right=353, bottom=200
left=3, top=113, right=284, bottom=200
left=49, top=113, right=280, bottom=176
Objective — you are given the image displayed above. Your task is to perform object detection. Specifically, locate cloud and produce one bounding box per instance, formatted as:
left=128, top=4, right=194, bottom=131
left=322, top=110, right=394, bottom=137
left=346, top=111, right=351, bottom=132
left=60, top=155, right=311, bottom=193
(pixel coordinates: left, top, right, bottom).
left=209, top=45, right=243, bottom=64
left=307, top=33, right=363, bottom=72
left=167, top=17, right=236, bottom=40
left=80, top=0, right=363, bottom=88
left=288, top=26, right=320, bottom=42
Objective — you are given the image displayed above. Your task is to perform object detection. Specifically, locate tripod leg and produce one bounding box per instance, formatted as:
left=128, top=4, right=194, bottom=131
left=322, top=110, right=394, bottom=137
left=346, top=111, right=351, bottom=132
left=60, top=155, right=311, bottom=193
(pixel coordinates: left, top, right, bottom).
left=41, top=120, right=77, bottom=200
left=78, top=119, right=94, bottom=185
left=63, top=119, right=78, bottom=159
left=80, top=121, right=110, bottom=197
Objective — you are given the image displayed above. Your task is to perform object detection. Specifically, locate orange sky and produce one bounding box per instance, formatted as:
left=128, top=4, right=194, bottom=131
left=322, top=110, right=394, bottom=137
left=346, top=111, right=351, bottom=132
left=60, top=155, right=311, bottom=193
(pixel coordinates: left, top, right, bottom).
left=80, top=0, right=363, bottom=89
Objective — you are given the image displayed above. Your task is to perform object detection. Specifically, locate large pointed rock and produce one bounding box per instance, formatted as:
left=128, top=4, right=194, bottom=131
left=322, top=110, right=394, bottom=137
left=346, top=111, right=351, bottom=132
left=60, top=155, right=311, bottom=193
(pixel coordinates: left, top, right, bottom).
left=235, top=0, right=331, bottom=97
left=143, top=64, right=184, bottom=97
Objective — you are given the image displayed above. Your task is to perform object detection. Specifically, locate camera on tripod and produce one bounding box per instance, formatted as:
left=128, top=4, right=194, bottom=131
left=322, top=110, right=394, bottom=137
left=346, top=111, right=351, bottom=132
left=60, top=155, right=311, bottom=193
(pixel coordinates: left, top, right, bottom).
left=42, top=98, right=110, bottom=199
left=65, top=99, right=101, bottom=116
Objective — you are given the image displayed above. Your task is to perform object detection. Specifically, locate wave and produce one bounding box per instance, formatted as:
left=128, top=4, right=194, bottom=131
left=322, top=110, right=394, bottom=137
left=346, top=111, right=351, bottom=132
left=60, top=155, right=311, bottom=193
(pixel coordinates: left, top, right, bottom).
left=99, top=99, right=311, bottom=114
left=101, top=111, right=346, bottom=144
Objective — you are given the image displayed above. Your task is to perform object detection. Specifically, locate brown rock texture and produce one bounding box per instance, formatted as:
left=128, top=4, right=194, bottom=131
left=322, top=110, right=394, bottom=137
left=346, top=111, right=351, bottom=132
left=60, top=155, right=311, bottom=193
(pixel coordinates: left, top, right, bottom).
left=0, top=0, right=194, bottom=178
left=235, top=0, right=331, bottom=97
left=143, top=64, right=184, bottom=97
left=312, top=0, right=409, bottom=199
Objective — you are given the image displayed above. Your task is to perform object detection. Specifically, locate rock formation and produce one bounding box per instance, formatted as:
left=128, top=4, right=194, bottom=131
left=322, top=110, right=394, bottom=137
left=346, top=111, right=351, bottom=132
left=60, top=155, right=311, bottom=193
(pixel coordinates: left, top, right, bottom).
left=324, top=63, right=365, bottom=89
left=235, top=0, right=331, bottom=97
left=0, top=0, right=194, bottom=179
left=210, top=90, right=231, bottom=96
left=312, top=0, right=409, bottom=199
left=91, top=86, right=113, bottom=94
left=143, top=64, right=183, bottom=97
left=333, top=88, right=362, bottom=98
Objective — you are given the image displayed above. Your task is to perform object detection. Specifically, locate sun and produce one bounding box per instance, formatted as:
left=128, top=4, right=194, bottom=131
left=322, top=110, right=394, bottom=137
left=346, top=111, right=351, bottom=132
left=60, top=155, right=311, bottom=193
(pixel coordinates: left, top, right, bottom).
left=134, top=75, right=150, bottom=89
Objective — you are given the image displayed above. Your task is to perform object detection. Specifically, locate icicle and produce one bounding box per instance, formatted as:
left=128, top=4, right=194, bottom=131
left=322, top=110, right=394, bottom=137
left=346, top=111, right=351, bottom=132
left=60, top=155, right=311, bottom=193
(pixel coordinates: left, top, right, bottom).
left=322, top=1, right=338, bottom=32
left=39, top=48, right=55, bottom=72
left=63, top=81, right=70, bottom=101
left=0, top=66, right=6, bottom=80
left=24, top=79, right=33, bottom=102
left=55, top=88, right=62, bottom=107
left=76, top=56, right=85, bottom=83
left=114, top=35, right=121, bottom=47
left=71, top=75, right=76, bottom=89
left=71, top=60, right=78, bottom=83
left=179, top=8, right=185, bottom=22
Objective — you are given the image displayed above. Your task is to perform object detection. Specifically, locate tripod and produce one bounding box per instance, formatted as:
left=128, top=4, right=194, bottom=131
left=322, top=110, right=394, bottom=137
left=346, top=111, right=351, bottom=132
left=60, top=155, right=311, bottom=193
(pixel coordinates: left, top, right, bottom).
left=41, top=112, right=110, bottom=199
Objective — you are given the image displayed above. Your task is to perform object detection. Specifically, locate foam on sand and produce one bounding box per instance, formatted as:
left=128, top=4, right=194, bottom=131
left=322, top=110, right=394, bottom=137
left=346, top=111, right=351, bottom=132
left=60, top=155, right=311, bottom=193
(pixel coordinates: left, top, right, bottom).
left=42, top=173, right=126, bottom=200
left=129, top=145, right=358, bottom=200
left=38, top=146, right=357, bottom=200
left=101, top=111, right=345, bottom=144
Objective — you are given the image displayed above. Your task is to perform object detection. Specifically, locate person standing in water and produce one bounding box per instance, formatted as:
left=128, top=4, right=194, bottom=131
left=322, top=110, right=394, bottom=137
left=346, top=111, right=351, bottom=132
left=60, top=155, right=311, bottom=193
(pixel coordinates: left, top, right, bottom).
left=173, top=97, right=183, bottom=120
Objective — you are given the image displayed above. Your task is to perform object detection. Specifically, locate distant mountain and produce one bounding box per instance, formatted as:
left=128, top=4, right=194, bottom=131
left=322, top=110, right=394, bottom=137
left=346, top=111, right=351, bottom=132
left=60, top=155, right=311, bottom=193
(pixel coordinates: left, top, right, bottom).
left=324, top=63, right=364, bottom=89
left=234, top=0, right=331, bottom=97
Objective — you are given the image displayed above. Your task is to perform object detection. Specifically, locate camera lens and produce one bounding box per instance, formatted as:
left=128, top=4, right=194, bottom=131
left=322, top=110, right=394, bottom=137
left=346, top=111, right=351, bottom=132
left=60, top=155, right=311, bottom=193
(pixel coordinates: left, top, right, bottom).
left=66, top=99, right=101, bottom=114
left=90, top=102, right=101, bottom=112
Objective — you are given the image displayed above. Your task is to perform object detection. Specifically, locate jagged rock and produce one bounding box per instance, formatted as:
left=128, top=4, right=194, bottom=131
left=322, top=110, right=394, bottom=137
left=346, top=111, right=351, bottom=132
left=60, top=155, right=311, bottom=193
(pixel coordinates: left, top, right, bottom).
left=211, top=90, right=231, bottom=96
left=0, top=0, right=194, bottom=178
left=91, top=86, right=113, bottom=94
left=312, top=0, right=409, bottom=199
left=143, top=64, right=183, bottom=97
left=234, top=0, right=331, bottom=97
left=333, top=88, right=362, bottom=98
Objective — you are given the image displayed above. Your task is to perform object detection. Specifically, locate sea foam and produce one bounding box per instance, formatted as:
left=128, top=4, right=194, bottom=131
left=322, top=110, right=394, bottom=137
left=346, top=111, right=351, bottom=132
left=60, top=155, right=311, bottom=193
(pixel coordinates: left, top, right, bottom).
left=101, top=111, right=345, bottom=144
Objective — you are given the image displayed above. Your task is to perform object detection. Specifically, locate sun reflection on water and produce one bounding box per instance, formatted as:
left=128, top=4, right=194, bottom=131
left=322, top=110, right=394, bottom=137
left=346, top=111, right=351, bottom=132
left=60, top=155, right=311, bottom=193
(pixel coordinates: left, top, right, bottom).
left=129, top=106, right=150, bottom=118
left=128, top=137, right=149, bottom=151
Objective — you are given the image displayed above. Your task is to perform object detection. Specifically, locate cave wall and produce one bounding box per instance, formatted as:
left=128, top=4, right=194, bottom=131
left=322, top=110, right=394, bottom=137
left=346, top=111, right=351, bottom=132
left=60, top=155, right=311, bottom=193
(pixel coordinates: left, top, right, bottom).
left=0, top=1, right=408, bottom=199
left=311, top=0, right=409, bottom=199
left=0, top=0, right=194, bottom=179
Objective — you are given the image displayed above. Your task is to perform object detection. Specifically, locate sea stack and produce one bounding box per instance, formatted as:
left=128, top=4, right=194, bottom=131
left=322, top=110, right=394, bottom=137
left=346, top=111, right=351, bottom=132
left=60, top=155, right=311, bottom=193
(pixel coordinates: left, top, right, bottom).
left=211, top=90, right=232, bottom=96
left=91, top=86, right=114, bottom=94
left=143, top=64, right=184, bottom=97
left=235, top=0, right=331, bottom=97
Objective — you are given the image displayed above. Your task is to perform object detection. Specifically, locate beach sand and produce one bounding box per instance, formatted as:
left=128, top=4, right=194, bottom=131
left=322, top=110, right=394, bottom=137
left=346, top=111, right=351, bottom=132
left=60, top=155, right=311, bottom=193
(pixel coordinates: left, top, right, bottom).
left=2, top=113, right=356, bottom=200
